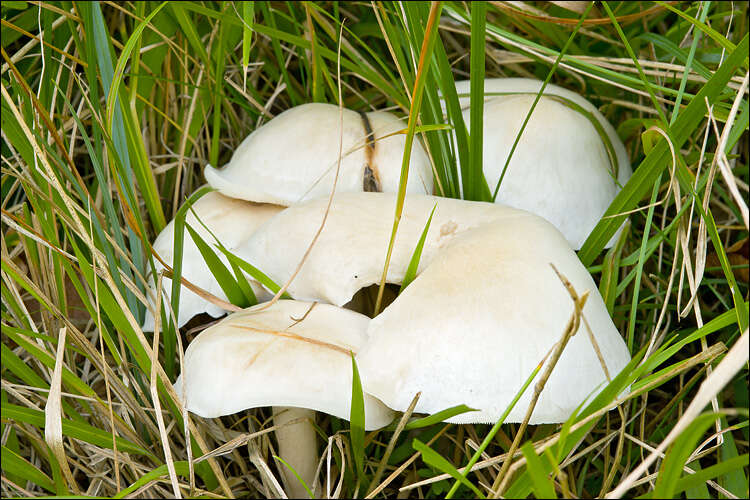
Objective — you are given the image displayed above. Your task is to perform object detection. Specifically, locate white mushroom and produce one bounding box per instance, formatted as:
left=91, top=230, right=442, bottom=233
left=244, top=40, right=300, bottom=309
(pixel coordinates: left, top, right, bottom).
left=175, top=300, right=394, bottom=498
left=237, top=192, right=531, bottom=307
left=356, top=217, right=632, bottom=424
left=449, top=78, right=632, bottom=249
left=142, top=191, right=282, bottom=330
left=204, top=103, right=434, bottom=205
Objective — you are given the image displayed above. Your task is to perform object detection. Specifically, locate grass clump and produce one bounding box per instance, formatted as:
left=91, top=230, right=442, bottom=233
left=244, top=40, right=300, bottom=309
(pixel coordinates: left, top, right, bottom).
left=1, top=1, right=748, bottom=498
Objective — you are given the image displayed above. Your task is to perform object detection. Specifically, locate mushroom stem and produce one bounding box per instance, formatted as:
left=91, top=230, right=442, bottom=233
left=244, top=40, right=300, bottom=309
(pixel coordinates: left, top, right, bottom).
left=273, top=406, right=319, bottom=498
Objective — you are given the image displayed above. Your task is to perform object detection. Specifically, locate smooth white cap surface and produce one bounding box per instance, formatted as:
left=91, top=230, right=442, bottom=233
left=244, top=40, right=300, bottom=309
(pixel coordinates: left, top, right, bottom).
left=204, top=103, right=433, bottom=205
left=356, top=217, right=631, bottom=424
left=451, top=78, right=632, bottom=249
left=238, top=192, right=532, bottom=307
left=175, top=300, right=395, bottom=430
left=142, top=191, right=282, bottom=330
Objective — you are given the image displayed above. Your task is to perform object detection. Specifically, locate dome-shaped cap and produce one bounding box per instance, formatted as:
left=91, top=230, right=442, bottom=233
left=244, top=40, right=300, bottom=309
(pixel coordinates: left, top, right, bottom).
left=237, top=192, right=530, bottom=306
left=204, top=103, right=433, bottom=205
left=357, top=217, right=631, bottom=424
left=451, top=78, right=632, bottom=249
left=175, top=300, right=395, bottom=430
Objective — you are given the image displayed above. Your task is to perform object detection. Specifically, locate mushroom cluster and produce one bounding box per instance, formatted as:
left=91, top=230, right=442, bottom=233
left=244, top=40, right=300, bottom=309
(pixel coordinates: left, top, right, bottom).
left=143, top=103, right=433, bottom=330
left=145, top=83, right=632, bottom=497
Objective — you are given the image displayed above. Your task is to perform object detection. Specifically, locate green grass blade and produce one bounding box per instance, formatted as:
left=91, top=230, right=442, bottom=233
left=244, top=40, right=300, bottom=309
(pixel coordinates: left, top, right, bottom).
left=350, top=354, right=366, bottom=479
left=521, top=441, right=557, bottom=499
left=578, top=33, right=749, bottom=265
left=413, top=438, right=484, bottom=498
left=83, top=1, right=143, bottom=317
left=446, top=353, right=544, bottom=498
left=467, top=1, right=490, bottom=201
left=215, top=248, right=290, bottom=299
left=491, top=2, right=593, bottom=200
left=672, top=454, right=749, bottom=497
left=374, top=1, right=443, bottom=315
left=3, top=326, right=95, bottom=398
left=184, top=200, right=258, bottom=306
left=209, top=2, right=231, bottom=168
left=1, top=404, right=150, bottom=457
left=241, top=2, right=255, bottom=80
left=273, top=455, right=315, bottom=499
left=399, top=204, right=436, bottom=294
left=112, top=462, right=191, bottom=499
left=655, top=1, right=740, bottom=53
left=403, top=405, right=478, bottom=431
left=157, top=185, right=212, bottom=376
left=718, top=417, right=748, bottom=497
left=184, top=224, right=248, bottom=308
left=599, top=221, right=630, bottom=315
left=653, top=413, right=722, bottom=498
left=106, top=2, right=168, bottom=232
left=627, top=174, right=662, bottom=349
left=1, top=342, right=49, bottom=389
left=433, top=40, right=466, bottom=198
left=168, top=3, right=211, bottom=68
left=1, top=445, right=55, bottom=493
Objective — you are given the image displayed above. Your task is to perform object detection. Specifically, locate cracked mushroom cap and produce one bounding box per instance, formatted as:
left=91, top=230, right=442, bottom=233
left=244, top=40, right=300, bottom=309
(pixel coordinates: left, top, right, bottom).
left=204, top=103, right=433, bottom=205
left=237, top=192, right=531, bottom=307
left=174, top=300, right=395, bottom=430
left=142, top=191, right=282, bottom=331
left=450, top=78, right=632, bottom=249
left=356, top=217, right=631, bottom=425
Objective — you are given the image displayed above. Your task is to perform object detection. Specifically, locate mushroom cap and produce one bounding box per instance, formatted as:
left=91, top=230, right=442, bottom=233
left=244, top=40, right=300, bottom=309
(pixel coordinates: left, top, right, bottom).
left=237, top=192, right=531, bottom=307
left=142, top=191, right=282, bottom=330
left=356, top=217, right=631, bottom=425
left=174, top=300, right=395, bottom=430
left=365, top=110, right=433, bottom=195
left=204, top=103, right=433, bottom=205
left=451, top=78, right=632, bottom=249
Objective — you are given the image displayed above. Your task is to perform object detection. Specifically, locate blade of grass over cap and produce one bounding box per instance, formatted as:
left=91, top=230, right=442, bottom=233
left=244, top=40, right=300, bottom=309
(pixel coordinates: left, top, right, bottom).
left=163, top=186, right=212, bottom=376
left=399, top=204, right=436, bottom=294
left=445, top=355, right=543, bottom=498
left=491, top=1, right=594, bottom=201
left=185, top=224, right=248, bottom=309
left=185, top=202, right=258, bottom=306
left=350, top=354, right=366, bottom=480
left=467, top=1, right=490, bottom=201
left=399, top=1, right=460, bottom=200
left=215, top=247, right=291, bottom=299
left=374, top=1, right=443, bottom=315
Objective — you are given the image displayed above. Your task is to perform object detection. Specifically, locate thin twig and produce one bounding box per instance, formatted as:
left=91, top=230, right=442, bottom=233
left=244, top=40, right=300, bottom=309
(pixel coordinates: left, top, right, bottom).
left=366, top=392, right=421, bottom=496
left=491, top=264, right=590, bottom=496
